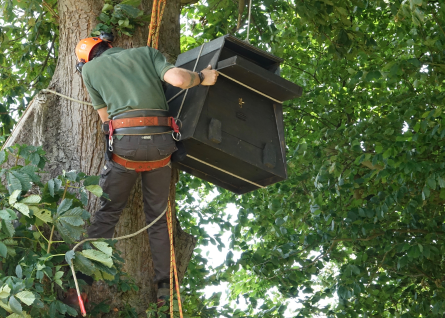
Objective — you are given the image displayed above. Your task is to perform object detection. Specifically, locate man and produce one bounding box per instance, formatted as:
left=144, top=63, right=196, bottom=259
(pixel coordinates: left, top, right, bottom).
left=73, top=35, right=218, bottom=304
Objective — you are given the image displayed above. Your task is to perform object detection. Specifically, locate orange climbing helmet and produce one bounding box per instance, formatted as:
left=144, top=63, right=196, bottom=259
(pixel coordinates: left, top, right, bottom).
left=75, top=32, right=114, bottom=72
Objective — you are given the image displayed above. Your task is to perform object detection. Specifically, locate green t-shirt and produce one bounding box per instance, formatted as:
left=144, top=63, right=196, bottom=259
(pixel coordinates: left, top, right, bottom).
left=81, top=47, right=175, bottom=118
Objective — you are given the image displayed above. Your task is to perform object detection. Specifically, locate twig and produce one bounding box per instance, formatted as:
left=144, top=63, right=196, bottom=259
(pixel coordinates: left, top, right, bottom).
left=30, top=33, right=57, bottom=88
left=42, top=0, right=59, bottom=22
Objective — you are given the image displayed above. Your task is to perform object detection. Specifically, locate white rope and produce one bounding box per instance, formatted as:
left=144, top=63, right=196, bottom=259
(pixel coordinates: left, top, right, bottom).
left=176, top=43, right=206, bottom=118
left=168, top=71, right=283, bottom=105
left=186, top=154, right=265, bottom=188
left=41, top=89, right=93, bottom=106
left=246, top=0, right=252, bottom=42
left=217, top=71, right=283, bottom=103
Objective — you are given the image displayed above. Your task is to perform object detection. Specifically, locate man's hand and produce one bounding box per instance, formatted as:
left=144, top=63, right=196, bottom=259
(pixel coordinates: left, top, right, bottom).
left=200, top=65, right=218, bottom=86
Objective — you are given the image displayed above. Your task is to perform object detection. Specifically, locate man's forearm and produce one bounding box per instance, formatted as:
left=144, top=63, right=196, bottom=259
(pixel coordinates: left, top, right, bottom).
left=164, top=68, right=200, bottom=89
left=184, top=70, right=199, bottom=89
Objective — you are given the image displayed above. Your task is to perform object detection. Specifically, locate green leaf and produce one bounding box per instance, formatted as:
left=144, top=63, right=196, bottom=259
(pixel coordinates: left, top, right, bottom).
left=56, top=207, right=85, bottom=226
left=0, top=242, right=6, bottom=258
left=65, top=305, right=78, bottom=317
left=73, top=252, right=96, bottom=276
left=102, top=3, right=114, bottom=11
left=10, top=171, right=31, bottom=192
left=426, top=175, right=436, bottom=190
left=438, top=176, right=445, bottom=188
left=15, top=265, right=22, bottom=278
left=20, top=195, right=41, bottom=204
left=8, top=296, right=22, bottom=315
left=85, top=185, right=103, bottom=198
left=0, top=209, right=17, bottom=221
left=0, top=150, right=7, bottom=164
left=48, top=179, right=55, bottom=197
left=121, top=0, right=142, bottom=6
left=65, top=171, right=78, bottom=182
left=115, top=4, right=141, bottom=18
left=7, top=172, right=22, bottom=194
left=33, top=209, right=52, bottom=224
left=81, top=249, right=113, bottom=268
left=15, top=290, right=35, bottom=306
left=92, top=241, right=113, bottom=256
left=57, top=199, right=73, bottom=215
left=275, top=218, right=285, bottom=226
left=0, top=284, right=11, bottom=298
left=13, top=203, right=29, bottom=217
left=65, top=250, right=75, bottom=264
left=365, top=70, right=381, bottom=82
left=9, top=190, right=21, bottom=205
left=83, top=176, right=100, bottom=187
left=54, top=271, right=64, bottom=280
left=2, top=220, right=15, bottom=238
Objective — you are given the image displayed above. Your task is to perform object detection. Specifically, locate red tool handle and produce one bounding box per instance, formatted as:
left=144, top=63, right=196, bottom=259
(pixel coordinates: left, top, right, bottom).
left=78, top=296, right=86, bottom=317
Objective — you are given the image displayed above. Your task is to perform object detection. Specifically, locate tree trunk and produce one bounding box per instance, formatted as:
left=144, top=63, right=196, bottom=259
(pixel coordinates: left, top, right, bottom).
left=4, top=0, right=196, bottom=316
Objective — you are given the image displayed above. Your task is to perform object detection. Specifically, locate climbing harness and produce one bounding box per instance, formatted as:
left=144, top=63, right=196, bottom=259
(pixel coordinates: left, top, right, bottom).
left=107, top=116, right=181, bottom=150
left=111, top=153, right=171, bottom=172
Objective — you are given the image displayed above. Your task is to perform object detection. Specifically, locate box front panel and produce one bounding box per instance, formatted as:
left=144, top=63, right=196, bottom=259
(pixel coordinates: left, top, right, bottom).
left=192, top=76, right=287, bottom=179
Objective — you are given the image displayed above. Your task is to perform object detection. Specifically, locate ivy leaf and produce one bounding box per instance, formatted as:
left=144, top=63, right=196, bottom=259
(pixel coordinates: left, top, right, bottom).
left=81, top=249, right=113, bottom=268
left=85, top=185, right=103, bottom=198
left=15, top=290, right=35, bottom=306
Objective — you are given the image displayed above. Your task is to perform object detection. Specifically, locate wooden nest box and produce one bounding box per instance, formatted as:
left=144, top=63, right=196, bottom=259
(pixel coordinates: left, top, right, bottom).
left=166, top=35, right=302, bottom=194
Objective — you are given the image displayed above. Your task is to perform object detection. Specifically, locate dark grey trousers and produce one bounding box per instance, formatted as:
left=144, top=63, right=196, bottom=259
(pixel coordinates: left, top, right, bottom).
left=87, top=133, right=177, bottom=284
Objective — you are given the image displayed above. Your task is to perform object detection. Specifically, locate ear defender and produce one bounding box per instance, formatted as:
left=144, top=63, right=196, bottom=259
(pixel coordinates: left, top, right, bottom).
left=99, top=31, right=114, bottom=43
left=76, top=60, right=86, bottom=73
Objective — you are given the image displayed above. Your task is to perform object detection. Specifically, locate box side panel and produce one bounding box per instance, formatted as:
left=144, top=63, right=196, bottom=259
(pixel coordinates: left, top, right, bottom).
left=274, top=103, right=288, bottom=177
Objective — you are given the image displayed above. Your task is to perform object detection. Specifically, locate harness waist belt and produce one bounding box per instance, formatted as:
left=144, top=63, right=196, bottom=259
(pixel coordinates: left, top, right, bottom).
left=111, top=116, right=172, bottom=129
left=112, top=153, right=171, bottom=172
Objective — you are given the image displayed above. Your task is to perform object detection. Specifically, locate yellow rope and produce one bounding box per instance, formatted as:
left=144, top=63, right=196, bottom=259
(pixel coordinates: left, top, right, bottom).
left=166, top=200, right=184, bottom=318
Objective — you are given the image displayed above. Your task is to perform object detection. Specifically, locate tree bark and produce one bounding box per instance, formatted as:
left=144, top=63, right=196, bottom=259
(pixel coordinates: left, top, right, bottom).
left=4, top=0, right=196, bottom=316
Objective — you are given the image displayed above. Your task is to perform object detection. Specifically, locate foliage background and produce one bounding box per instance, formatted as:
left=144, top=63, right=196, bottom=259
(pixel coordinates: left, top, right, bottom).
left=1, top=0, right=445, bottom=317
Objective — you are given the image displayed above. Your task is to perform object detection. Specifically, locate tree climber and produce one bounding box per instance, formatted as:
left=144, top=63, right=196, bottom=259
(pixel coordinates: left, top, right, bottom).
left=70, top=34, right=218, bottom=307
